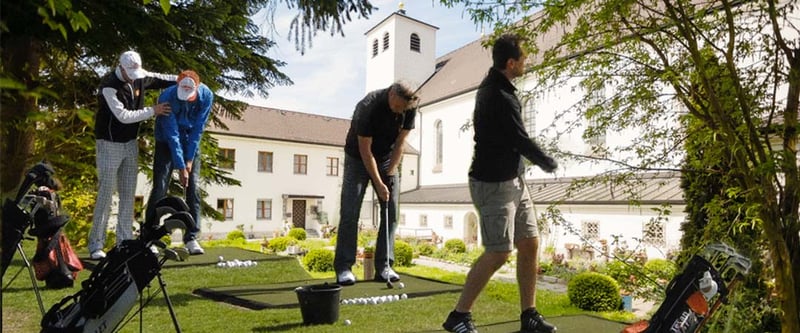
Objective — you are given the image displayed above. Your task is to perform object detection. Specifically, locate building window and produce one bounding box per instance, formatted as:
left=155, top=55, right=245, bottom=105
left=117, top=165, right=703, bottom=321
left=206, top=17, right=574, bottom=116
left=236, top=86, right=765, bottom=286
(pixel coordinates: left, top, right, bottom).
left=523, top=97, right=536, bottom=137
left=256, top=199, right=272, bottom=220
left=420, top=214, right=428, bottom=227
left=410, top=33, right=420, bottom=52
left=217, top=198, right=234, bottom=220
left=581, top=220, right=599, bottom=241
left=372, top=39, right=379, bottom=57
left=399, top=213, right=406, bottom=226
left=433, top=119, right=443, bottom=172
left=258, top=151, right=273, bottom=173
left=293, top=154, right=307, bottom=175
left=326, top=157, right=339, bottom=176
left=642, top=220, right=665, bottom=247
left=444, top=215, right=453, bottom=229
left=383, top=32, right=390, bottom=51
left=219, top=148, right=236, bottom=170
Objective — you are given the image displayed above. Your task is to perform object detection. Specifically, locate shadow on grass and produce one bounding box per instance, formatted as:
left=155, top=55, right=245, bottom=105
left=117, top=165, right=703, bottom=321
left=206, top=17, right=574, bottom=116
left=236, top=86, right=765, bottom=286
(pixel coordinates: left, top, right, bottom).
left=251, top=322, right=307, bottom=332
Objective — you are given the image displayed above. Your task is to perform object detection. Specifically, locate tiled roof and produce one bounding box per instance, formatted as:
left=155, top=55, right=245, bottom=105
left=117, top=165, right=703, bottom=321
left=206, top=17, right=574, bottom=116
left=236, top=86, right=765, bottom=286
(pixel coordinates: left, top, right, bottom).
left=207, top=105, right=420, bottom=154
left=207, top=105, right=351, bottom=147
left=417, top=38, right=491, bottom=106
left=400, top=172, right=684, bottom=205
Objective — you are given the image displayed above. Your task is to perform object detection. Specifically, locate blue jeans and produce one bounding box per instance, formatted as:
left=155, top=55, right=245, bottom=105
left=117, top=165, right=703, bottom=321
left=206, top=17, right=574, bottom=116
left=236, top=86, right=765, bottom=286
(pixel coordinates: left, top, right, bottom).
left=145, top=140, right=201, bottom=243
left=334, top=154, right=399, bottom=275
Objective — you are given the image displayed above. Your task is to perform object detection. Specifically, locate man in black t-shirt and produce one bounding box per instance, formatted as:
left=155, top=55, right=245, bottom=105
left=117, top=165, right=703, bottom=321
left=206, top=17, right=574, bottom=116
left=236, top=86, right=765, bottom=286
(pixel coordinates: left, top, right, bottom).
left=334, top=82, right=418, bottom=286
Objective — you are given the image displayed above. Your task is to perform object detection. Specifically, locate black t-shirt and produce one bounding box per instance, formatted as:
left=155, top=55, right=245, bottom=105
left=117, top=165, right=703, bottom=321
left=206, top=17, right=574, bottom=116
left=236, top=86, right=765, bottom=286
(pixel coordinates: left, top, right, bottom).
left=344, top=87, right=416, bottom=161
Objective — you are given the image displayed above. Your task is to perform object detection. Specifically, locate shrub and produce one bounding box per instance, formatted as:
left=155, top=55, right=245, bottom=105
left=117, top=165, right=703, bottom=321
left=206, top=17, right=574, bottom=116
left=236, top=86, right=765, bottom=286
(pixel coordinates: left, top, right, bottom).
left=394, top=240, right=413, bottom=267
left=444, top=238, right=466, bottom=254
left=268, top=236, right=296, bottom=252
left=227, top=229, right=246, bottom=241
left=416, top=243, right=436, bottom=256
left=288, top=228, right=307, bottom=240
left=303, top=248, right=334, bottom=272
left=644, top=258, right=677, bottom=281
left=567, top=272, right=621, bottom=311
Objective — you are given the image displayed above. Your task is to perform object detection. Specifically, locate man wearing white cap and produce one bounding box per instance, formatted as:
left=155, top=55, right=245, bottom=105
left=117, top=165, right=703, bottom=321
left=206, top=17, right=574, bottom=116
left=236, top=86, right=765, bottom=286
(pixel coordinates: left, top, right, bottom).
left=145, top=70, right=214, bottom=255
left=88, top=50, right=177, bottom=260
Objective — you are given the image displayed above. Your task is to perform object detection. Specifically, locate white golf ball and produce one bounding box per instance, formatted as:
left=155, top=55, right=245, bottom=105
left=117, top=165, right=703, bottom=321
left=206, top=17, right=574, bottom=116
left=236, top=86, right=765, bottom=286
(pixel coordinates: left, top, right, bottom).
left=218, top=256, right=224, bottom=261
left=398, top=282, right=405, bottom=289
left=344, top=319, right=352, bottom=326
left=400, top=293, right=408, bottom=300
left=393, top=295, right=400, bottom=301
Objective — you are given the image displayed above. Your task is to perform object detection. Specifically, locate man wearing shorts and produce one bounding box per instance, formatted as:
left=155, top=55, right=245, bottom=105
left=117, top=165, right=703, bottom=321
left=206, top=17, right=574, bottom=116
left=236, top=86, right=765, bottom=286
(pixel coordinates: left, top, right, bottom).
left=442, top=34, right=558, bottom=333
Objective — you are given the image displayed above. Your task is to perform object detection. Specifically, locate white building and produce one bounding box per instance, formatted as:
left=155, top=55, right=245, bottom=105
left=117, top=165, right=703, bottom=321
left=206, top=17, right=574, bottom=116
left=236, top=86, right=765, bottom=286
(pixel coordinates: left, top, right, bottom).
left=131, top=6, right=686, bottom=260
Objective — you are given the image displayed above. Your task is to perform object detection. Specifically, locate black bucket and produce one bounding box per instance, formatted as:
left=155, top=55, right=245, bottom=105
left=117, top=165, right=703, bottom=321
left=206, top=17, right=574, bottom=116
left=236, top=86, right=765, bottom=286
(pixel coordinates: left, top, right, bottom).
left=295, top=283, right=342, bottom=325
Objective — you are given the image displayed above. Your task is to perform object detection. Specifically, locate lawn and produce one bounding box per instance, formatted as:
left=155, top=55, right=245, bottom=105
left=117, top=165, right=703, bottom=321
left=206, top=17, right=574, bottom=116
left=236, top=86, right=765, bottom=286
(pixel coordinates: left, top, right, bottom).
left=2, top=241, right=635, bottom=332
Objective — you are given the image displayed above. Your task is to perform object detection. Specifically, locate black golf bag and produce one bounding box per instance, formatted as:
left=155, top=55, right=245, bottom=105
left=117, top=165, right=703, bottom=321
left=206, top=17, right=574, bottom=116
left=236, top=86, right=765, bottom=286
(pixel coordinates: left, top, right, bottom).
left=622, top=243, right=751, bottom=333
left=1, top=162, right=59, bottom=278
left=40, top=196, right=195, bottom=333
left=29, top=186, right=84, bottom=289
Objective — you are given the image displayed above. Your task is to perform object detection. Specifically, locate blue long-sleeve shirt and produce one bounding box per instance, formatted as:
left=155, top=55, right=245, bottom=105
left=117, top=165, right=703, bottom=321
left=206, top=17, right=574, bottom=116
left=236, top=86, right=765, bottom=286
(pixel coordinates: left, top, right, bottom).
left=155, top=84, right=214, bottom=170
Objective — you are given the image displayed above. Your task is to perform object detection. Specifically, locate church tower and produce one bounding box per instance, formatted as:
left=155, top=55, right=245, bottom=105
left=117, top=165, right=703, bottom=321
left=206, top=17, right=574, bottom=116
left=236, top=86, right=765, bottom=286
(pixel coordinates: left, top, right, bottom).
left=364, top=2, right=438, bottom=92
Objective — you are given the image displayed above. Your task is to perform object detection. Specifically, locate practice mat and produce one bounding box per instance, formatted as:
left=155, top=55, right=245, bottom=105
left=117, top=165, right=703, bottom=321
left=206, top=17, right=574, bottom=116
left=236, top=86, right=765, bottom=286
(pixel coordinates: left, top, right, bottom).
left=80, top=247, right=289, bottom=270
left=193, top=274, right=463, bottom=310
left=417, top=315, right=626, bottom=333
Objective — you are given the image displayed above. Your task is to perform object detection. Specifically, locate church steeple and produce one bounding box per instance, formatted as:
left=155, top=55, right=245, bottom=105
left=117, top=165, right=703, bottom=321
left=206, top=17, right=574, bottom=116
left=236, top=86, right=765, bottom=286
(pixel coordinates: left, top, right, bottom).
left=364, top=5, right=438, bottom=92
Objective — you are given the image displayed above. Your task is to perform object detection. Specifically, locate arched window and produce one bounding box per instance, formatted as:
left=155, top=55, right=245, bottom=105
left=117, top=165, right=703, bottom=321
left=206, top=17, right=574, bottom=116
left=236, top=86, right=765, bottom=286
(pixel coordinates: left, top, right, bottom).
left=410, top=33, right=420, bottom=52
left=372, top=39, right=379, bottom=57
left=434, top=120, right=443, bottom=172
left=383, top=32, right=390, bottom=51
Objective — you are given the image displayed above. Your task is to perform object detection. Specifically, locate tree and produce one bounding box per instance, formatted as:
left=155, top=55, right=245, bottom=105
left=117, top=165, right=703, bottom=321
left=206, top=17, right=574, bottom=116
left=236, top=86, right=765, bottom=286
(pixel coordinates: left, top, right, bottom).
left=444, top=0, right=799, bottom=331
left=1, top=1, right=374, bottom=236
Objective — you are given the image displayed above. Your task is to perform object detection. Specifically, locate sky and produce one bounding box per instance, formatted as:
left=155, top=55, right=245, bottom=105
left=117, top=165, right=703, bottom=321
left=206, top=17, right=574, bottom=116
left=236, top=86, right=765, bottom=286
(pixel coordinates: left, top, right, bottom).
left=235, top=1, right=486, bottom=120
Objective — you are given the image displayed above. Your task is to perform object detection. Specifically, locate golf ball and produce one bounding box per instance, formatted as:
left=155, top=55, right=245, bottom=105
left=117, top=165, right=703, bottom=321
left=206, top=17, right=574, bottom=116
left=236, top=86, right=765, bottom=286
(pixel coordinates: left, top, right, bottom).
left=344, top=319, right=352, bottom=325
left=400, top=293, right=408, bottom=300
left=398, top=282, right=405, bottom=289
left=218, top=256, right=224, bottom=261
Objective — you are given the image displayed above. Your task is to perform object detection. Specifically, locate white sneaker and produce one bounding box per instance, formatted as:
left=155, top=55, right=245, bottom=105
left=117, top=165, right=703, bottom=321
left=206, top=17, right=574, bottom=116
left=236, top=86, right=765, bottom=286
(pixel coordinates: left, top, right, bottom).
left=90, top=250, right=106, bottom=260
left=379, top=267, right=400, bottom=282
left=337, top=270, right=356, bottom=285
left=185, top=240, right=205, bottom=255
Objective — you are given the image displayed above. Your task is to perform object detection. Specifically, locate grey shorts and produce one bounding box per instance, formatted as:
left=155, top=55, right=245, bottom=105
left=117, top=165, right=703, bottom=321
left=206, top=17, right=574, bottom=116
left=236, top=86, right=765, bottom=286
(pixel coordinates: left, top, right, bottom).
left=469, top=176, right=538, bottom=252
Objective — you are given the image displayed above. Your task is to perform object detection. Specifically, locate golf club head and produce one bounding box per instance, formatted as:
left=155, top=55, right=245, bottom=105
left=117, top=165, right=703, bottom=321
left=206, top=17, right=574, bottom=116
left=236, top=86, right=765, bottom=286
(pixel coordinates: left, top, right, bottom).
left=162, top=248, right=187, bottom=262
left=154, top=206, right=178, bottom=221
left=172, top=247, right=190, bottom=261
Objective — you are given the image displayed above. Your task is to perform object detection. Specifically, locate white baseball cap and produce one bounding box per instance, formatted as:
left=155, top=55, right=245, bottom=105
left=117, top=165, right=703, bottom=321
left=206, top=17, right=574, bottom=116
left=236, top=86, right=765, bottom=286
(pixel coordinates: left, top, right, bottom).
left=177, top=76, right=198, bottom=101
left=119, top=51, right=146, bottom=80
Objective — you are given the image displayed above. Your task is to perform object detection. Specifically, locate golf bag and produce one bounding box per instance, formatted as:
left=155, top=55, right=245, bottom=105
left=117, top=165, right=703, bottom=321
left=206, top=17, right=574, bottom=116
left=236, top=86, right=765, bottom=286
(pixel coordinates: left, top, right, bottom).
left=28, top=186, right=84, bottom=289
left=40, top=195, right=194, bottom=333
left=622, top=243, right=751, bottom=333
left=1, top=162, right=59, bottom=278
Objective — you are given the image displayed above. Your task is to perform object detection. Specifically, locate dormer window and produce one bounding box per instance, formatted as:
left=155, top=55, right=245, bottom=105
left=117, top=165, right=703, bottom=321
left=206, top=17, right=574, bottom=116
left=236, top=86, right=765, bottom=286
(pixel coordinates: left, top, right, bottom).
left=372, top=39, right=379, bottom=57
left=383, top=32, right=390, bottom=51
left=410, top=33, right=420, bottom=52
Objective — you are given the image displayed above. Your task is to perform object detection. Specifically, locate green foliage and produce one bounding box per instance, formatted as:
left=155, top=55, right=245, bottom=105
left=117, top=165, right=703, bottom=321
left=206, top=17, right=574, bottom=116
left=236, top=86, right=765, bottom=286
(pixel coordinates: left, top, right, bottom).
left=567, top=272, right=621, bottom=312
left=267, top=236, right=295, bottom=252
left=288, top=227, right=306, bottom=241
left=226, top=230, right=246, bottom=241
left=444, top=239, right=466, bottom=254
left=643, top=259, right=677, bottom=282
left=302, top=248, right=335, bottom=272
left=415, top=243, right=436, bottom=256
left=394, top=240, right=413, bottom=267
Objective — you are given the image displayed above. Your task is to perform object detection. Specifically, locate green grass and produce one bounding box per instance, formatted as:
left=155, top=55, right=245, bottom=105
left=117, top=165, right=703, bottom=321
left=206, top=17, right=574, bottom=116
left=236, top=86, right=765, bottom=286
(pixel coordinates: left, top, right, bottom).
left=3, top=241, right=636, bottom=332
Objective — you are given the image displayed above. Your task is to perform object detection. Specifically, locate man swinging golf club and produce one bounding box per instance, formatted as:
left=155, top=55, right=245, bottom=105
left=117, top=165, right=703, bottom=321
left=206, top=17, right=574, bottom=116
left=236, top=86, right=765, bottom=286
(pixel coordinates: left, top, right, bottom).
left=333, top=81, right=418, bottom=286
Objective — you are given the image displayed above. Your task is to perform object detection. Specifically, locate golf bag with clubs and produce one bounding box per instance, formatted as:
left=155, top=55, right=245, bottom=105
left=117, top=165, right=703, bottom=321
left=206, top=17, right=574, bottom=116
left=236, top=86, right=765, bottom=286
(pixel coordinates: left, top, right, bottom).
left=1, top=162, right=61, bottom=278
left=40, top=196, right=195, bottom=333
left=29, top=185, right=84, bottom=289
left=621, top=243, right=751, bottom=333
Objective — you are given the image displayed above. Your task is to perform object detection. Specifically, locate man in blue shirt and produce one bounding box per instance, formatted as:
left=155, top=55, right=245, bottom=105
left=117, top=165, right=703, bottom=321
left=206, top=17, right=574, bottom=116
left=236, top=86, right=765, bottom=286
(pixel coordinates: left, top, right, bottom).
left=145, top=70, right=213, bottom=255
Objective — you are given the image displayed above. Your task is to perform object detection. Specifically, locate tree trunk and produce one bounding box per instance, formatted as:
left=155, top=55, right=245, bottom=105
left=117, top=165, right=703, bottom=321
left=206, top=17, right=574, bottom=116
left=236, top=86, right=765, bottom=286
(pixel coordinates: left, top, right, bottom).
left=0, top=35, right=40, bottom=198
left=764, top=210, right=800, bottom=333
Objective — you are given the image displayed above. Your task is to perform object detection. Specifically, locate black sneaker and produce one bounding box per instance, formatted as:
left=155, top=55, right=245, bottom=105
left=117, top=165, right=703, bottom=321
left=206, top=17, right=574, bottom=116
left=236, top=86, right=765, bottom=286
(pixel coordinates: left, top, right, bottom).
left=520, top=308, right=556, bottom=333
left=442, top=311, right=478, bottom=333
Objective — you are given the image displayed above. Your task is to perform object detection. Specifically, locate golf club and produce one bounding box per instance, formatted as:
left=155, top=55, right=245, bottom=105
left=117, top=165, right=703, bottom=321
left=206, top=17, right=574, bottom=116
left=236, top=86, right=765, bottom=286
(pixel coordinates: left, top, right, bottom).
left=382, top=199, right=393, bottom=289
